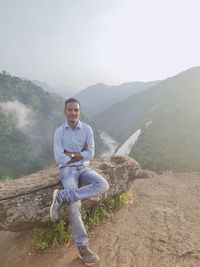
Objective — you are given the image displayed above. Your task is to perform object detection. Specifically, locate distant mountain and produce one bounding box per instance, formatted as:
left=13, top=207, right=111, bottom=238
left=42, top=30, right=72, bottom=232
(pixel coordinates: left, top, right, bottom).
left=21, top=77, right=80, bottom=99
left=31, top=80, right=57, bottom=94
left=74, top=81, right=159, bottom=117
left=94, top=66, right=200, bottom=173
left=53, top=85, right=81, bottom=99
left=0, top=71, right=106, bottom=180
left=22, top=78, right=91, bottom=117
left=32, top=80, right=81, bottom=99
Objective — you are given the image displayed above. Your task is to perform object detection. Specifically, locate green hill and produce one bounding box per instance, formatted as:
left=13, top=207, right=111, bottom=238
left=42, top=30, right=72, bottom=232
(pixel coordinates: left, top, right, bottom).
left=0, top=71, right=106, bottom=180
left=94, top=67, right=200, bottom=172
left=74, top=81, right=158, bottom=117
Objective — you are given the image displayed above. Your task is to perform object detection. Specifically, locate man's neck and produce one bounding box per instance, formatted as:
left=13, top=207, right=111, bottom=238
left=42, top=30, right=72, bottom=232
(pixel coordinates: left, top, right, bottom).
left=68, top=120, right=78, bottom=130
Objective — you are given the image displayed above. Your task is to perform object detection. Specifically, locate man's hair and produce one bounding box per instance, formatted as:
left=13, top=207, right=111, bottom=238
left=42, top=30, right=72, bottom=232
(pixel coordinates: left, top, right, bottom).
left=64, top=98, right=81, bottom=109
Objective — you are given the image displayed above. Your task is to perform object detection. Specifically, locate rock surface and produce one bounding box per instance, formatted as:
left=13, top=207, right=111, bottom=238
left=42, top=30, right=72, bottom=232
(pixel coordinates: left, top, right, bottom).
left=0, top=155, right=145, bottom=231
left=1, top=170, right=200, bottom=266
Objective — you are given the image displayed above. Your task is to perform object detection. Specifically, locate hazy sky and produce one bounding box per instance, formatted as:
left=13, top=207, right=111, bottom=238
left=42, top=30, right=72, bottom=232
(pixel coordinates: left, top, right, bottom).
left=0, top=0, right=200, bottom=89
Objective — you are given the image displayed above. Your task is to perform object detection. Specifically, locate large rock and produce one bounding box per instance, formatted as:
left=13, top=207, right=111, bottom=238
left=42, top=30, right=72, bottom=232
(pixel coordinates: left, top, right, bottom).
left=0, top=155, right=147, bottom=231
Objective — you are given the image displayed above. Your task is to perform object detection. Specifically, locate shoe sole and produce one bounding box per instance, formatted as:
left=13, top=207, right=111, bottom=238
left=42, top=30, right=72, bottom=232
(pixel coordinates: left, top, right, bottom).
left=78, top=254, right=99, bottom=266
left=50, top=189, right=59, bottom=222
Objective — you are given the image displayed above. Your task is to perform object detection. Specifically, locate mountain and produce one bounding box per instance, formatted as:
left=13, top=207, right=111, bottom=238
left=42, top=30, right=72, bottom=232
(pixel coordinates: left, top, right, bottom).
left=52, top=85, right=80, bottom=98
left=21, top=78, right=80, bottom=99
left=74, top=81, right=159, bottom=117
left=0, top=71, right=106, bottom=180
left=30, top=80, right=57, bottom=94
left=94, top=66, right=200, bottom=172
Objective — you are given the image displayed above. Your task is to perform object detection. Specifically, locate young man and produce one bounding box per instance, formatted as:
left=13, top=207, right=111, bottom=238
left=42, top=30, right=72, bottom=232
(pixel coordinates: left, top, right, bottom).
left=50, top=97, right=109, bottom=265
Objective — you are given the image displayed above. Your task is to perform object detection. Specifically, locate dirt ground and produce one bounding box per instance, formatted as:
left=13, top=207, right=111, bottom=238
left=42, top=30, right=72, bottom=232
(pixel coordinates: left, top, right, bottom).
left=1, top=170, right=200, bottom=267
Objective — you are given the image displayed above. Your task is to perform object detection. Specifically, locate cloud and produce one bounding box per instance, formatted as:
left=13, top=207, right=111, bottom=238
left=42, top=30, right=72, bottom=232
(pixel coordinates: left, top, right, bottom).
left=0, top=100, right=33, bottom=131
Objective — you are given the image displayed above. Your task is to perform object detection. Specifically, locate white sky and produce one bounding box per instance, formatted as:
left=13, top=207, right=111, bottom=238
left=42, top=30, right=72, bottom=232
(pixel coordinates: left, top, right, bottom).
left=0, top=0, right=199, bottom=89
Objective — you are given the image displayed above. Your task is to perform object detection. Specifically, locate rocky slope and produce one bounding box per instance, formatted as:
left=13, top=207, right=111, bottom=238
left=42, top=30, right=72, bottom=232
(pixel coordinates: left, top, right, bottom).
left=1, top=170, right=200, bottom=267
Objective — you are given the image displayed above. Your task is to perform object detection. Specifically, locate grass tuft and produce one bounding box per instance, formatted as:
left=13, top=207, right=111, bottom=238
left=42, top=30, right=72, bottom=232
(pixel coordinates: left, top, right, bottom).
left=30, top=190, right=132, bottom=252
left=0, top=175, right=13, bottom=183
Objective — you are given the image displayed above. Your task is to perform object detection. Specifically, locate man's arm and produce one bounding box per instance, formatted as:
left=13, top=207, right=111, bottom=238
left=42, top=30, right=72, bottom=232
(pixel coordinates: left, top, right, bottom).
left=64, top=143, right=88, bottom=154
left=64, top=126, right=94, bottom=162
left=80, top=126, right=95, bottom=160
left=64, top=143, right=87, bottom=162
left=53, top=128, right=72, bottom=165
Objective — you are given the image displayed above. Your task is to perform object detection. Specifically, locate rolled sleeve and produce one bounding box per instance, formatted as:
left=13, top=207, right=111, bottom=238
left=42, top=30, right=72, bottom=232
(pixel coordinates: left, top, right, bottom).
left=53, top=128, right=71, bottom=165
left=80, top=126, right=95, bottom=160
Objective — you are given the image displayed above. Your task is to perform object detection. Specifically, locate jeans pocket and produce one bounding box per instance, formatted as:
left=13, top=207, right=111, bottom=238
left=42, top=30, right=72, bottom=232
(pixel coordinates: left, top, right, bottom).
left=60, top=166, right=71, bottom=180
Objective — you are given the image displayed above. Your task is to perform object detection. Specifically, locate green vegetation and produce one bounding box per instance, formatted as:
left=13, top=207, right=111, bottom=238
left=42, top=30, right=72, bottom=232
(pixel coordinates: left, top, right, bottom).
left=94, top=67, right=200, bottom=173
left=0, top=71, right=105, bottom=180
left=76, top=81, right=158, bottom=117
left=30, top=191, right=131, bottom=252
left=130, top=104, right=200, bottom=173
left=82, top=191, right=130, bottom=231
left=0, top=175, right=13, bottom=183
left=0, top=71, right=64, bottom=179
left=31, top=219, right=72, bottom=251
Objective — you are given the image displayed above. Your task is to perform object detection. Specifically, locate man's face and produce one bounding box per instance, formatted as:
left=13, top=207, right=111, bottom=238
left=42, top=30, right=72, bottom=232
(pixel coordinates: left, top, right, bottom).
left=64, top=102, right=80, bottom=123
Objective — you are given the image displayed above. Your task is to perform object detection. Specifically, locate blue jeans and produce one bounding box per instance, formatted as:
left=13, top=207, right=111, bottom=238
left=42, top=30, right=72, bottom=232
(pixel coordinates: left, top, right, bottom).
left=58, top=165, right=109, bottom=248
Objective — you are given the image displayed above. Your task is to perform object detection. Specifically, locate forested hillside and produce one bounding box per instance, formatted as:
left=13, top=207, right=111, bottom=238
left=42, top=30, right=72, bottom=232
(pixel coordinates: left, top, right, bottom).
left=0, top=71, right=106, bottom=180
left=94, top=67, right=200, bottom=173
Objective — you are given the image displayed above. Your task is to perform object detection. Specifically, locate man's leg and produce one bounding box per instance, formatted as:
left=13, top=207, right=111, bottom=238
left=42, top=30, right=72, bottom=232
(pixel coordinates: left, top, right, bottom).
left=58, top=166, right=109, bottom=203
left=59, top=166, right=89, bottom=248
left=79, top=167, right=109, bottom=197
left=76, top=166, right=109, bottom=265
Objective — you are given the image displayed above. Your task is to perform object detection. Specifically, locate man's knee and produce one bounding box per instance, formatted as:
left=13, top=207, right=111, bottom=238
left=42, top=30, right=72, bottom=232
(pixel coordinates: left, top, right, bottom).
left=98, top=177, right=109, bottom=194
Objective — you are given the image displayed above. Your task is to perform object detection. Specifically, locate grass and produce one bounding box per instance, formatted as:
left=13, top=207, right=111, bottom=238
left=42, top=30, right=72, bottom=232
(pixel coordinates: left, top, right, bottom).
left=82, top=191, right=130, bottom=232
left=31, top=219, right=72, bottom=252
left=0, top=175, right=13, bottom=183
left=30, top=190, right=132, bottom=253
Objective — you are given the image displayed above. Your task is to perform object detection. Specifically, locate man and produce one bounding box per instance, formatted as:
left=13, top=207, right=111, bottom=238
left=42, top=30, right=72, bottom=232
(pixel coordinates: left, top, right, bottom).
left=50, top=97, right=109, bottom=265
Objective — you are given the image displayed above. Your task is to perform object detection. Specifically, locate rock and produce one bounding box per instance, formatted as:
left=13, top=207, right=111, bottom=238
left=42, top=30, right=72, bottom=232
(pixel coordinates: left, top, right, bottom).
left=0, top=155, right=147, bottom=231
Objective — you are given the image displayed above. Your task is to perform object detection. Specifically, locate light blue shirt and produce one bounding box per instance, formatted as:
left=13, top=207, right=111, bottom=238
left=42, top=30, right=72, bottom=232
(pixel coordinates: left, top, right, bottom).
left=53, top=119, right=95, bottom=169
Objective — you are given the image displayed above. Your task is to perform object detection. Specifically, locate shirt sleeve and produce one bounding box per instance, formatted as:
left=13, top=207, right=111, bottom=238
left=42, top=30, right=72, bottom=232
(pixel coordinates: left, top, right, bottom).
left=53, top=128, right=71, bottom=165
left=80, top=126, right=95, bottom=160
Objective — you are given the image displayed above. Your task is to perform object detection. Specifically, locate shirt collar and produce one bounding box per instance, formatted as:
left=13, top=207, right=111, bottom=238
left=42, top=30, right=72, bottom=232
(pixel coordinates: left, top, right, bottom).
left=64, top=119, right=82, bottom=129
